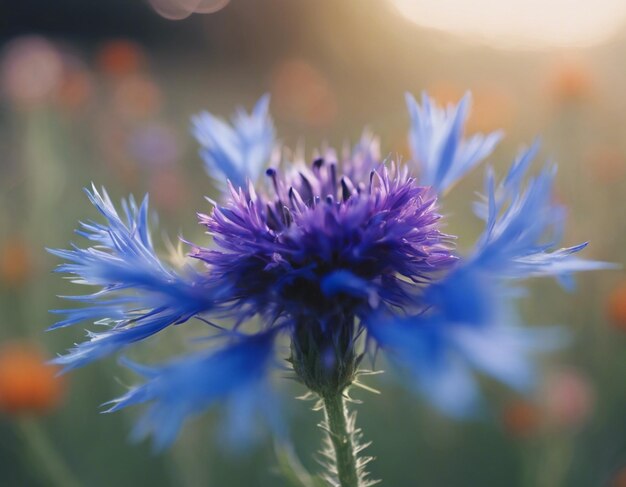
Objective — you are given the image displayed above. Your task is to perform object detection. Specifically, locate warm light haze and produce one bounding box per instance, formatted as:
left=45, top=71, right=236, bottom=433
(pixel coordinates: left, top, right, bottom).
left=391, top=0, right=626, bottom=49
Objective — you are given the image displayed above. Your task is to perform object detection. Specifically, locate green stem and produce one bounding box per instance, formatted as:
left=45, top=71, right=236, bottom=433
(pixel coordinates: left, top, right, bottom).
left=323, top=393, right=359, bottom=487
left=17, top=418, right=81, bottom=487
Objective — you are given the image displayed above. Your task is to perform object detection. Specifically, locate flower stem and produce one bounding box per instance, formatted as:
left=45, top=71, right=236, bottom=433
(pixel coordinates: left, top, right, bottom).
left=323, top=392, right=359, bottom=487
left=17, top=418, right=81, bottom=487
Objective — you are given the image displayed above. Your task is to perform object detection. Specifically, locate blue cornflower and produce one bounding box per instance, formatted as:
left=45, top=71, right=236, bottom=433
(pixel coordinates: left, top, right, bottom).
left=50, top=93, right=610, bottom=476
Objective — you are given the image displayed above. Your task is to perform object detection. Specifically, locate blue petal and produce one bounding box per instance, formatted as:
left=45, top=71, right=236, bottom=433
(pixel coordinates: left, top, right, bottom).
left=471, top=145, right=617, bottom=284
left=104, top=331, right=281, bottom=451
left=192, top=95, right=275, bottom=191
left=366, top=315, right=480, bottom=417
left=406, top=92, right=502, bottom=194
left=366, top=293, right=566, bottom=418
left=48, top=186, right=225, bottom=370
left=448, top=324, right=566, bottom=391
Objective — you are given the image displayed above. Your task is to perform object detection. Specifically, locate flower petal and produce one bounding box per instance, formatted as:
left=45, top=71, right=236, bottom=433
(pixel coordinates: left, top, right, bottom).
left=105, top=331, right=281, bottom=451
left=406, top=92, right=502, bottom=194
left=48, top=186, right=225, bottom=370
left=192, top=94, right=275, bottom=190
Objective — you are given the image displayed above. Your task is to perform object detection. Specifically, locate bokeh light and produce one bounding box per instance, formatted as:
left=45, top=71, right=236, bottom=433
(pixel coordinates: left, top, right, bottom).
left=96, top=39, right=146, bottom=77
left=0, top=36, right=63, bottom=107
left=148, top=0, right=230, bottom=20
left=0, top=238, right=33, bottom=288
left=540, top=368, right=595, bottom=429
left=270, top=58, right=338, bottom=128
left=501, top=400, right=541, bottom=438
left=607, top=281, right=626, bottom=331
left=0, top=342, right=65, bottom=415
left=390, top=0, right=626, bottom=49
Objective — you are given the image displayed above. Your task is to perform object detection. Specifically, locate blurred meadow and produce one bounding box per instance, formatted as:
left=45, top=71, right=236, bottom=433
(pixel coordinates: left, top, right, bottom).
left=1, top=1, right=626, bottom=486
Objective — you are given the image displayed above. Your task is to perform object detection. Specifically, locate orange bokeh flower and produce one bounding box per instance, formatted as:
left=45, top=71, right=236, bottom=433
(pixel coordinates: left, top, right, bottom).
left=57, top=68, right=93, bottom=112
left=0, top=238, right=32, bottom=287
left=0, top=342, right=65, bottom=415
left=96, top=39, right=146, bottom=77
left=547, top=60, right=594, bottom=104
left=426, top=81, right=465, bottom=107
left=607, top=281, right=626, bottom=332
left=612, top=466, right=626, bottom=487
left=270, top=58, right=337, bottom=128
left=501, top=400, right=540, bottom=438
left=427, top=81, right=516, bottom=133
left=112, top=74, right=163, bottom=120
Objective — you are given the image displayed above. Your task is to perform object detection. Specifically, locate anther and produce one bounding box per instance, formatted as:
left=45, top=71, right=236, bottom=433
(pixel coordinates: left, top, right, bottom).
left=299, top=173, right=314, bottom=203
left=265, top=204, right=282, bottom=231
left=282, top=206, right=293, bottom=226
left=266, top=168, right=282, bottom=200
left=341, top=177, right=355, bottom=201
left=329, top=162, right=337, bottom=194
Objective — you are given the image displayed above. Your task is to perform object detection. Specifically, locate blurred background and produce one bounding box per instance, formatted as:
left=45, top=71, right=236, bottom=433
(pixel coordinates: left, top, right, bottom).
left=1, top=1, right=625, bottom=485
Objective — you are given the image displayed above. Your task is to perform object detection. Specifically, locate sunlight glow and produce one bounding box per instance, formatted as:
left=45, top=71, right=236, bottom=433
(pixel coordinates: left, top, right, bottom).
left=390, top=0, right=626, bottom=49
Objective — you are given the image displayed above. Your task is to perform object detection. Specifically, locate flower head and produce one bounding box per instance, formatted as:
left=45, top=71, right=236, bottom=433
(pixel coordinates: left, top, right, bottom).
left=50, top=94, right=610, bottom=448
left=195, top=158, right=455, bottom=325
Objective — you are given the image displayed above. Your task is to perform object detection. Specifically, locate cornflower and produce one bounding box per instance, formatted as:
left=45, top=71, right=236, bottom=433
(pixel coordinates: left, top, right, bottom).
left=49, top=93, right=611, bottom=487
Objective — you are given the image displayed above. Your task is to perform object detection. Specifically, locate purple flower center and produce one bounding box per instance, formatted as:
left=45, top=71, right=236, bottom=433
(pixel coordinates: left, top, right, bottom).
left=194, top=157, right=456, bottom=324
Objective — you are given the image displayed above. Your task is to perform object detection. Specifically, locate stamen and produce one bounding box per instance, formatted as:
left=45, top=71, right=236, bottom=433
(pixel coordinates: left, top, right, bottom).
left=313, top=158, right=324, bottom=170
left=282, top=206, right=293, bottom=226
left=288, top=187, right=306, bottom=212
left=329, top=162, right=337, bottom=194
left=265, top=168, right=280, bottom=195
left=341, top=177, right=356, bottom=202
left=265, top=203, right=282, bottom=231
left=299, top=173, right=314, bottom=203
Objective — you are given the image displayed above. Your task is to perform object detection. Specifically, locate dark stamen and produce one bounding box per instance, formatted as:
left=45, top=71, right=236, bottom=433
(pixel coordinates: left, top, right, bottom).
left=289, top=187, right=306, bottom=211
left=341, top=177, right=355, bottom=202
left=266, top=167, right=284, bottom=203
left=282, top=206, right=293, bottom=226
left=265, top=203, right=282, bottom=231
left=329, top=162, right=337, bottom=194
left=313, top=158, right=324, bottom=170
left=299, top=173, right=314, bottom=203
